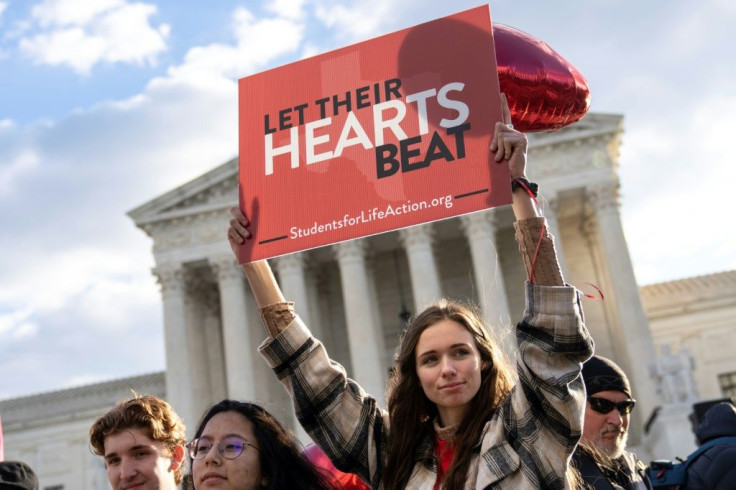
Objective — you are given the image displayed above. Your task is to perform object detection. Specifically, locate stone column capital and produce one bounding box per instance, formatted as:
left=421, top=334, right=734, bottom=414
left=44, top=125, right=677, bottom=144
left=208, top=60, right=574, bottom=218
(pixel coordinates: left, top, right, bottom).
left=184, top=268, right=220, bottom=315
left=152, top=263, right=185, bottom=298
left=460, top=210, right=497, bottom=241
left=210, top=255, right=244, bottom=284
left=398, top=223, right=435, bottom=249
left=587, top=183, right=620, bottom=213
left=333, top=239, right=368, bottom=263
left=273, top=253, right=307, bottom=273
left=398, top=223, right=441, bottom=309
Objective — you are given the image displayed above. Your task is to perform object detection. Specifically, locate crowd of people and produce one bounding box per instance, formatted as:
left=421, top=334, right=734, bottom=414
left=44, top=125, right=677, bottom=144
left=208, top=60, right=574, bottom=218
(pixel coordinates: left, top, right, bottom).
left=3, top=97, right=734, bottom=489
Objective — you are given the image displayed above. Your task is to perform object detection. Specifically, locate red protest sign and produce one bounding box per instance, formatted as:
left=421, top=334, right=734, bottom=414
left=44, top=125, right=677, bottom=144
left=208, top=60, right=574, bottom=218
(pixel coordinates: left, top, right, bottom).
left=237, top=5, right=509, bottom=263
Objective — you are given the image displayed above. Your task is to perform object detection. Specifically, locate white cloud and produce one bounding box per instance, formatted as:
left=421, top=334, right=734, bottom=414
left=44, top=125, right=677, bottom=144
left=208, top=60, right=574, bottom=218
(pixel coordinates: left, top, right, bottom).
left=314, top=0, right=395, bottom=40
left=0, top=247, right=142, bottom=311
left=30, top=0, right=123, bottom=27
left=70, top=268, right=160, bottom=332
left=163, top=6, right=304, bottom=88
left=668, top=0, right=736, bottom=56
left=2, top=19, right=32, bottom=42
left=20, top=0, right=168, bottom=74
left=0, top=149, right=39, bottom=196
left=267, top=0, right=306, bottom=20
left=621, top=92, right=736, bottom=284
left=20, top=28, right=107, bottom=73
left=0, top=309, right=37, bottom=339
left=0, top=2, right=8, bottom=19
left=12, top=322, right=39, bottom=340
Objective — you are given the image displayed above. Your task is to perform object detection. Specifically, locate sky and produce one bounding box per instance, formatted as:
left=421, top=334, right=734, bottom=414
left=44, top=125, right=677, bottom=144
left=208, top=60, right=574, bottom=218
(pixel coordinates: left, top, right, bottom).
left=1, top=0, right=734, bottom=401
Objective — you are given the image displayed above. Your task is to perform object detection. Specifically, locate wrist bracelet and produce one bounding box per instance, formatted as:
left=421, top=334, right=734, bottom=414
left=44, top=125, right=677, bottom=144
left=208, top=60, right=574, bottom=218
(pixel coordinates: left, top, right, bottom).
left=511, top=177, right=539, bottom=197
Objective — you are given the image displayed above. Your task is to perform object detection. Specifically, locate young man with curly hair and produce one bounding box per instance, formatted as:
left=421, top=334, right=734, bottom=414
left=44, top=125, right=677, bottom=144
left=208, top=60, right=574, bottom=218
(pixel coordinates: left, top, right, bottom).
left=90, top=394, right=186, bottom=490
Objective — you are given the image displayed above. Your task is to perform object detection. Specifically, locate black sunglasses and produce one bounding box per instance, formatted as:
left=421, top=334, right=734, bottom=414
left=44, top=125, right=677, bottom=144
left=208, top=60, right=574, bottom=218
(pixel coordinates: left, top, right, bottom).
left=587, top=396, right=636, bottom=416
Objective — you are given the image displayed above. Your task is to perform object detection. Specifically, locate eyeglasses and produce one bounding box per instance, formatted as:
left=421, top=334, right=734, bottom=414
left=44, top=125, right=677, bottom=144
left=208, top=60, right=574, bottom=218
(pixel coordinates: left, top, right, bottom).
left=187, top=436, right=259, bottom=460
left=587, top=396, right=636, bottom=416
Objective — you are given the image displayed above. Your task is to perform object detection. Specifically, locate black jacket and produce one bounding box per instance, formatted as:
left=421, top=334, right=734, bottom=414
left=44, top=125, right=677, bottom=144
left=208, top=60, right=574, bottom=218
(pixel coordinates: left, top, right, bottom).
left=687, top=402, right=736, bottom=490
left=573, top=447, right=651, bottom=490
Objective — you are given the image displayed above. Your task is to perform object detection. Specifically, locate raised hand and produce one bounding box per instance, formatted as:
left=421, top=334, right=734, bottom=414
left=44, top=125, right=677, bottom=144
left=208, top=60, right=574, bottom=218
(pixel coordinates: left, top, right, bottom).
left=489, top=93, right=528, bottom=180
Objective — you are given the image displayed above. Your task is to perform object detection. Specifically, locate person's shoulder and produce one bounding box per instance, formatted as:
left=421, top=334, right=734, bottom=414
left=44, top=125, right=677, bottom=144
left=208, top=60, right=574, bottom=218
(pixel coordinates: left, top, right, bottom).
left=617, top=450, right=645, bottom=470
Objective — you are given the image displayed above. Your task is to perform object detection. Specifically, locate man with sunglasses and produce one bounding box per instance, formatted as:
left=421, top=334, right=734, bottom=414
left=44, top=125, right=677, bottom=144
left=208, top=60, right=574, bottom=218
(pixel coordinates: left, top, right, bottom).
left=573, top=355, right=652, bottom=489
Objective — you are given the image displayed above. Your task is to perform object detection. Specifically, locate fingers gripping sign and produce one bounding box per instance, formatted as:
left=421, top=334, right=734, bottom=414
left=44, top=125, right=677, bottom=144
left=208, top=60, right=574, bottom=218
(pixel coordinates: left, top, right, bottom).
left=490, top=93, right=528, bottom=180
left=228, top=207, right=251, bottom=256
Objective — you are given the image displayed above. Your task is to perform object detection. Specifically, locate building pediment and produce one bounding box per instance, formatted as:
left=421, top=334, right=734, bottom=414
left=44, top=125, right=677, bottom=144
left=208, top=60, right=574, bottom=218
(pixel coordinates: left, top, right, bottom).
left=128, top=157, right=238, bottom=230
left=528, top=112, right=623, bottom=148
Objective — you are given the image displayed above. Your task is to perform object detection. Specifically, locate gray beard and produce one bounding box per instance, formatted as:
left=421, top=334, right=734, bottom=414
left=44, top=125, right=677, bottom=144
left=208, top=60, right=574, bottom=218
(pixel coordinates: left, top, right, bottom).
left=599, top=430, right=628, bottom=459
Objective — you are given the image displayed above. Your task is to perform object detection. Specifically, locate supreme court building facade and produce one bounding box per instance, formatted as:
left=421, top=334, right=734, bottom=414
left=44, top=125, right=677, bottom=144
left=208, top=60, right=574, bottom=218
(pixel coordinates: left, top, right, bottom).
left=125, top=112, right=661, bottom=438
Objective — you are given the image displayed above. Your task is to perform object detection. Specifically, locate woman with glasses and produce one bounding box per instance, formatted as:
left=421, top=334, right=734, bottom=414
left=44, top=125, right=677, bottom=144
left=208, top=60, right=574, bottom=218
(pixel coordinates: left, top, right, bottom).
left=227, top=98, right=594, bottom=489
left=186, top=399, right=338, bottom=489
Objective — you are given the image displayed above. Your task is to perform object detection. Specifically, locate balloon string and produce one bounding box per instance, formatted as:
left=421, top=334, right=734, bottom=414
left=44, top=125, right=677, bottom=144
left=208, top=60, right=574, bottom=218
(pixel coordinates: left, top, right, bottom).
left=582, top=283, right=605, bottom=301
left=512, top=177, right=605, bottom=300
left=512, top=178, right=543, bottom=284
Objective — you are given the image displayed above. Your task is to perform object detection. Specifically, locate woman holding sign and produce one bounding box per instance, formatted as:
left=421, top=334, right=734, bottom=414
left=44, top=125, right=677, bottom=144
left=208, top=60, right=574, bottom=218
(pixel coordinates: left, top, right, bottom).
left=227, top=96, right=593, bottom=489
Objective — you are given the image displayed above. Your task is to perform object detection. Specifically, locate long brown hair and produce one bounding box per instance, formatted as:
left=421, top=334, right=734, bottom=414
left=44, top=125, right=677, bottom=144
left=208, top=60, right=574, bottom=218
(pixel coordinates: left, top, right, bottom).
left=383, top=299, right=514, bottom=490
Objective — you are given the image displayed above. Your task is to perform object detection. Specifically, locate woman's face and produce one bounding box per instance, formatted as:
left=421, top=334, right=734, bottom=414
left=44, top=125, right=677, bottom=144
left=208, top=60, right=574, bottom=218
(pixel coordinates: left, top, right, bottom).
left=192, top=411, right=267, bottom=490
left=415, top=319, right=483, bottom=427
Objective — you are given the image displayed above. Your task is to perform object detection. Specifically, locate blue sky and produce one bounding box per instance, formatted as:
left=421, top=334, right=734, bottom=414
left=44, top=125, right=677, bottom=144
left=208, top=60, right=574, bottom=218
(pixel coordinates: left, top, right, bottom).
left=1, top=0, right=734, bottom=400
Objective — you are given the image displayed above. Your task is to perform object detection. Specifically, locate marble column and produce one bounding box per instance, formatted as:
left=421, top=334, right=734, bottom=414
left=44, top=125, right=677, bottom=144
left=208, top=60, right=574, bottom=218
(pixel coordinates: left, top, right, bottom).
left=544, top=197, right=569, bottom=278
left=184, top=271, right=214, bottom=423
left=212, top=256, right=256, bottom=402
left=588, top=184, right=660, bottom=424
left=153, top=263, right=195, bottom=432
left=460, top=210, right=510, bottom=325
left=274, top=253, right=314, bottom=334
left=398, top=224, right=442, bottom=310
left=333, top=240, right=386, bottom=405
left=273, top=252, right=312, bottom=442
left=201, top=297, right=228, bottom=404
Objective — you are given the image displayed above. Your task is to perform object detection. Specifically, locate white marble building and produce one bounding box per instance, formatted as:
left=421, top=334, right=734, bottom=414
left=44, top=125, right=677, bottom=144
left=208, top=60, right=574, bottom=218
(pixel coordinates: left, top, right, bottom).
left=642, top=270, right=736, bottom=401
left=3, top=113, right=734, bottom=488
left=639, top=270, right=736, bottom=459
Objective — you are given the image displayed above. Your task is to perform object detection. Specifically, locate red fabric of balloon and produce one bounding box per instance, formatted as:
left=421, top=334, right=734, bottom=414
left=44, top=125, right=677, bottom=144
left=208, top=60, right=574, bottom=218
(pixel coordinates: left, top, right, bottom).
left=494, top=24, right=590, bottom=132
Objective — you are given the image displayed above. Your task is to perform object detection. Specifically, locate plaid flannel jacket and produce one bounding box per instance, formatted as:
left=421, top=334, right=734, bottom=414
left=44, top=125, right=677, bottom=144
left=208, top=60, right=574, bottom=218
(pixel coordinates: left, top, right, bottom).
left=259, top=282, right=593, bottom=489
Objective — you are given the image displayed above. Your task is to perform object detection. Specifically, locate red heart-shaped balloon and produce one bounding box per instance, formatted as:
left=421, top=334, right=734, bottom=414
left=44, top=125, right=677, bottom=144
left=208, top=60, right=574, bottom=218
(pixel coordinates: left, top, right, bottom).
left=494, top=24, right=590, bottom=132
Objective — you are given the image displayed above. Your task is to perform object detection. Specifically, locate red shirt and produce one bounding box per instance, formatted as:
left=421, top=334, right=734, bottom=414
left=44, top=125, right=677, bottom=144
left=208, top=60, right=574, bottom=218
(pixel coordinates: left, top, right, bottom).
left=434, top=436, right=456, bottom=490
